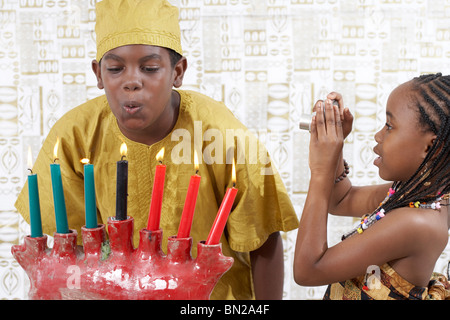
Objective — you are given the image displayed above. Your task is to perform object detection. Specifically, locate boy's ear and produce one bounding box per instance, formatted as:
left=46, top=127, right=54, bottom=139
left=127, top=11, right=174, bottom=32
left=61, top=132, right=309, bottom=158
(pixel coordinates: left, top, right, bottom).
left=172, top=56, right=187, bottom=88
left=91, top=60, right=104, bottom=90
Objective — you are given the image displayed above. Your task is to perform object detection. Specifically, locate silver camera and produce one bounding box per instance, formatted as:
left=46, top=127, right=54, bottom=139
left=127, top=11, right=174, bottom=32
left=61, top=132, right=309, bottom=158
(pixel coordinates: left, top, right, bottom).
left=299, top=100, right=339, bottom=131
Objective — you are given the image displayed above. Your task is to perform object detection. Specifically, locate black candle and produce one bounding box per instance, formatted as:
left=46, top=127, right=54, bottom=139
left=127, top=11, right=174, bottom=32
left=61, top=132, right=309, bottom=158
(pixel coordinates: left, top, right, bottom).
left=115, top=143, right=128, bottom=220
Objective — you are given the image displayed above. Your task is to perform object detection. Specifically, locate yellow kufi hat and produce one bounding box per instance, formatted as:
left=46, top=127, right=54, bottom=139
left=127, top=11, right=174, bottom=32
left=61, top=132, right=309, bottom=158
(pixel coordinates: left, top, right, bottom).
left=95, top=0, right=183, bottom=61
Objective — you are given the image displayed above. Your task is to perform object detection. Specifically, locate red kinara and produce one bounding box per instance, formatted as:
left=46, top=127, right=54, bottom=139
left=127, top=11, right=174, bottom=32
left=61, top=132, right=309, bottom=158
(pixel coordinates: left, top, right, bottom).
left=11, top=216, right=233, bottom=300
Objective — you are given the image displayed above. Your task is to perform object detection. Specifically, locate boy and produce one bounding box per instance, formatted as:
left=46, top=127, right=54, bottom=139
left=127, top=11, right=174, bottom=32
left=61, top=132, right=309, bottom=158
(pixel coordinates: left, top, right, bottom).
left=15, top=0, right=298, bottom=299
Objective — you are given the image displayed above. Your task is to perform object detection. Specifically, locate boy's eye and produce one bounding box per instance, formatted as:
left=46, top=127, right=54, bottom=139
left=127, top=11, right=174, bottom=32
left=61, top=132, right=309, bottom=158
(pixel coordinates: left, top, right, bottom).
left=385, top=122, right=393, bottom=130
left=142, top=66, right=159, bottom=72
left=106, top=67, right=123, bottom=73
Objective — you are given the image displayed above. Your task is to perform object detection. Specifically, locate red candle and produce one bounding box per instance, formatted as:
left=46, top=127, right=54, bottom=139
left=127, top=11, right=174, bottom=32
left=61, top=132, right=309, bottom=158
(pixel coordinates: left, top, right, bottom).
left=177, top=150, right=201, bottom=238
left=146, top=148, right=166, bottom=231
left=206, top=159, right=238, bottom=245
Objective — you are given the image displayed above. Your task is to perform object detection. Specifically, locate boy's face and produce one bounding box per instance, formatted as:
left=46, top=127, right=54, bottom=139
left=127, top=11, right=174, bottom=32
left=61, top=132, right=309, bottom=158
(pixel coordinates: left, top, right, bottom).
left=92, top=44, right=186, bottom=144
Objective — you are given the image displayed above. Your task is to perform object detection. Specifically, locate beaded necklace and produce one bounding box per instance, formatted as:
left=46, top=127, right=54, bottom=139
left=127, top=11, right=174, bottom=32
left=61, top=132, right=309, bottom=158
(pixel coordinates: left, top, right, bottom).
left=341, top=189, right=449, bottom=240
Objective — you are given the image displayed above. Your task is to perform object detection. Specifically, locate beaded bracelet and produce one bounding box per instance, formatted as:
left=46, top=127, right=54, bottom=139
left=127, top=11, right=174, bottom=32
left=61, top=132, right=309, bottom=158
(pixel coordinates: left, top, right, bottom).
left=335, top=159, right=349, bottom=183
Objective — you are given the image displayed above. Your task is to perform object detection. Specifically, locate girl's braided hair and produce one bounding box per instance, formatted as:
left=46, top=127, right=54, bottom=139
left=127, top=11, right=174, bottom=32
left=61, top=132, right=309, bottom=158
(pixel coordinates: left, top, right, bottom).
left=343, top=73, right=450, bottom=239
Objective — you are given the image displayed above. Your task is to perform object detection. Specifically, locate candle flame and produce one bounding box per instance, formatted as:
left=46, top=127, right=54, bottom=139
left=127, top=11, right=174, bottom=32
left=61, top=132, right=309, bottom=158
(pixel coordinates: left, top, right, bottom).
left=156, top=147, right=165, bottom=162
left=27, top=146, right=33, bottom=169
left=120, top=143, right=127, bottom=157
left=53, top=137, right=60, bottom=161
left=194, top=149, right=199, bottom=172
left=80, top=158, right=90, bottom=164
left=232, top=158, right=236, bottom=185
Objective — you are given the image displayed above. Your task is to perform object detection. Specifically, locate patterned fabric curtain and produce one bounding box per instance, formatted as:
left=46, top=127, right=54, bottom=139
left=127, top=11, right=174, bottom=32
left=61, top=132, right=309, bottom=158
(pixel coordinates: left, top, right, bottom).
left=0, top=0, right=449, bottom=299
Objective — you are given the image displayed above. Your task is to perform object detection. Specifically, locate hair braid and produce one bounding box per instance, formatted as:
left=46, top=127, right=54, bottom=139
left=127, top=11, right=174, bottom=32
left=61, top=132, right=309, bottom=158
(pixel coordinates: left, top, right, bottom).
left=418, top=104, right=438, bottom=134
left=434, top=78, right=450, bottom=96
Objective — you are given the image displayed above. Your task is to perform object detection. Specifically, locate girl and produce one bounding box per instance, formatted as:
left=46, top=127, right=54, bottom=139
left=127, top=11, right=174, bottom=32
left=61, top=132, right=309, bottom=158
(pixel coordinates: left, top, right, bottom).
left=294, top=73, right=450, bottom=300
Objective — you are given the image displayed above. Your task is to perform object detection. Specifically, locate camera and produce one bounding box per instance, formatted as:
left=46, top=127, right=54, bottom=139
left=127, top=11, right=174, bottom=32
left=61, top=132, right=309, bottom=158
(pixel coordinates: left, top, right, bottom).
left=299, top=99, right=339, bottom=131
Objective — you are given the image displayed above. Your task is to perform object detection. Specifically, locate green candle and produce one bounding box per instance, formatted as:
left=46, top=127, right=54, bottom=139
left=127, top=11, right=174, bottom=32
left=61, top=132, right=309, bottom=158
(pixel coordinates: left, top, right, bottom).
left=27, top=147, right=43, bottom=238
left=83, top=160, right=97, bottom=228
left=28, top=172, right=43, bottom=237
left=50, top=138, right=69, bottom=234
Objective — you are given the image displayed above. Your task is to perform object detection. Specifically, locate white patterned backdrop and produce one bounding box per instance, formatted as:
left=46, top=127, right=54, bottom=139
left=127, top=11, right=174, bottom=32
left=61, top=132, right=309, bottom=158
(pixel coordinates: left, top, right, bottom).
left=1, top=0, right=449, bottom=300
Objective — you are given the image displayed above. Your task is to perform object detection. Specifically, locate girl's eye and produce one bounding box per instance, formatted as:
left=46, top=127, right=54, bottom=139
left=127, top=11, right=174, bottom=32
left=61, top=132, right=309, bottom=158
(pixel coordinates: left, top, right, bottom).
left=385, top=122, right=393, bottom=130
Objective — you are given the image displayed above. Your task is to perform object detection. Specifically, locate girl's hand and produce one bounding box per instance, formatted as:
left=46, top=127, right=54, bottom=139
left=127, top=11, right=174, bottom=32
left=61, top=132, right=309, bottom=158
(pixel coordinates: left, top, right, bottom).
left=325, top=91, right=353, bottom=139
left=309, top=99, right=344, bottom=180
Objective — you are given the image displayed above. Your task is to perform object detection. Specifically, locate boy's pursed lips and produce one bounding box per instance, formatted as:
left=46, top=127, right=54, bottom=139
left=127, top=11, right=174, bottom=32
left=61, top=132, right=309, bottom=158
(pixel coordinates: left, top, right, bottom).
left=122, top=100, right=143, bottom=114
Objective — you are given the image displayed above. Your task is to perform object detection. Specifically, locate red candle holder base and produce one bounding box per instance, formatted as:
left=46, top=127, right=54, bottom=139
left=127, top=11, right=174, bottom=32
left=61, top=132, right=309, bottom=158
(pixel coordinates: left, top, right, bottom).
left=11, top=216, right=233, bottom=300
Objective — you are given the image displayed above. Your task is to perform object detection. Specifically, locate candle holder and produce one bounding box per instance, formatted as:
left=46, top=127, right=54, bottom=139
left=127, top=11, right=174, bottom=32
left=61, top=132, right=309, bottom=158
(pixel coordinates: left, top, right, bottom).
left=11, top=216, right=233, bottom=300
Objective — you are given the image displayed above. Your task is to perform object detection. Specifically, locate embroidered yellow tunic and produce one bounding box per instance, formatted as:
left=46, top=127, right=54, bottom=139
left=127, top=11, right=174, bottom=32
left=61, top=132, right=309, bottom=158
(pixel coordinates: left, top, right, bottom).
left=15, top=90, right=299, bottom=300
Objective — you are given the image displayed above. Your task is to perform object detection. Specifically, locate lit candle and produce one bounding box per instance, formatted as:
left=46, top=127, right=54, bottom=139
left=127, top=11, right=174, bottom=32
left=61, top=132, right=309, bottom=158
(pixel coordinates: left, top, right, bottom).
left=146, top=148, right=166, bottom=231
left=27, top=146, right=43, bottom=238
left=50, top=137, right=69, bottom=234
left=81, top=158, right=97, bottom=228
left=177, top=150, right=201, bottom=238
left=115, top=143, right=128, bottom=221
left=206, top=159, right=238, bottom=245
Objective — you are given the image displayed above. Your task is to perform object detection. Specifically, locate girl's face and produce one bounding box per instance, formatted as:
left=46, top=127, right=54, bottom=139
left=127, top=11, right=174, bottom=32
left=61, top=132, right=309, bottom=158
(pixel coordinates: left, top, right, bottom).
left=373, top=82, right=436, bottom=182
